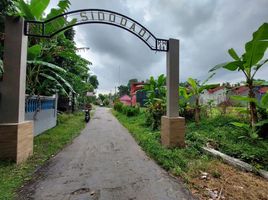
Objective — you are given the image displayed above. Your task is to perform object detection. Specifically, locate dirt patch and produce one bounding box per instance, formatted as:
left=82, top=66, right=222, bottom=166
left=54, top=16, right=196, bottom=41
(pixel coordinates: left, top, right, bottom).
left=188, top=160, right=268, bottom=200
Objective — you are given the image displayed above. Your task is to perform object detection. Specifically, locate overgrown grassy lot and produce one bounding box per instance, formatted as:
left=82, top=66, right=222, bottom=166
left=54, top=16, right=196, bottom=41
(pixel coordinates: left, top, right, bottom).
left=112, top=109, right=268, bottom=199
left=0, top=112, right=85, bottom=200
left=187, top=115, right=268, bottom=170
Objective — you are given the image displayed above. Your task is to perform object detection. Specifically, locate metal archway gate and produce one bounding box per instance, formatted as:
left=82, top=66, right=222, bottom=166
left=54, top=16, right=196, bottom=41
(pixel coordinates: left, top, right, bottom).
left=0, top=9, right=185, bottom=164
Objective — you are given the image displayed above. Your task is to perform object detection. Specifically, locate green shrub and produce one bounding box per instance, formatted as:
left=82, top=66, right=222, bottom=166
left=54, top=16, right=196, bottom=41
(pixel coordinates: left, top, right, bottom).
left=114, top=101, right=124, bottom=112
left=179, top=107, right=195, bottom=121
left=122, top=105, right=140, bottom=116
left=145, top=101, right=166, bottom=130
left=257, top=106, right=268, bottom=138
left=103, top=98, right=110, bottom=106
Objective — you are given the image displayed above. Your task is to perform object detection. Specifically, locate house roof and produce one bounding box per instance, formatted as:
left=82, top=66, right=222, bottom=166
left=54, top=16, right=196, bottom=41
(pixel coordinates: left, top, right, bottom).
left=231, top=86, right=249, bottom=95
left=259, top=87, right=268, bottom=94
left=208, top=86, right=225, bottom=94
left=120, top=95, right=131, bottom=101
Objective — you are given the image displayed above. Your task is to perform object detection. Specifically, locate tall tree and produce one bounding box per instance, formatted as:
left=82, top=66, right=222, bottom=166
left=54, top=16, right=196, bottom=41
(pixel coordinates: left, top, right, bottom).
left=118, top=85, right=129, bottom=96
left=127, top=78, right=138, bottom=90
left=12, top=0, right=98, bottom=99
left=89, top=75, right=99, bottom=89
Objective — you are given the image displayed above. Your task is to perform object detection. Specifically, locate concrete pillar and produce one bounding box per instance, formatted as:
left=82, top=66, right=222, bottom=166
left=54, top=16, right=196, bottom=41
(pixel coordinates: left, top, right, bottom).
left=161, top=38, right=185, bottom=147
left=0, top=17, right=33, bottom=163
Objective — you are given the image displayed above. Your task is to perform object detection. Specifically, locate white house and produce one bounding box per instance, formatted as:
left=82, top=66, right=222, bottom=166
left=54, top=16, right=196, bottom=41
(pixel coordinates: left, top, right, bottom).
left=200, top=86, right=228, bottom=105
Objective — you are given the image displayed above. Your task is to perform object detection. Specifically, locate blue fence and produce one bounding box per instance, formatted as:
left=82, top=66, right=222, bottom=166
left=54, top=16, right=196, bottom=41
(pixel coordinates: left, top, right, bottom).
left=25, top=96, right=55, bottom=113
left=25, top=95, right=58, bottom=136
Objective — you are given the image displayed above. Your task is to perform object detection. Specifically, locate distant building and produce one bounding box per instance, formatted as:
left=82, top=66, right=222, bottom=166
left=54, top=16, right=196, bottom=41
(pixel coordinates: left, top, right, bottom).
left=119, top=95, right=132, bottom=106
left=227, top=85, right=267, bottom=106
left=194, top=84, right=268, bottom=107
left=130, top=82, right=147, bottom=106
left=256, top=86, right=268, bottom=102
left=200, top=86, right=228, bottom=105
left=229, top=86, right=249, bottom=96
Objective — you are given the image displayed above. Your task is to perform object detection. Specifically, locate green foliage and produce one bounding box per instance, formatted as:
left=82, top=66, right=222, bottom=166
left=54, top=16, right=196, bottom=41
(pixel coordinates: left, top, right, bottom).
left=88, top=75, right=99, bottom=89
left=113, top=101, right=140, bottom=117
left=187, top=74, right=218, bottom=124
left=103, top=98, right=110, bottom=106
left=230, top=122, right=259, bottom=139
left=178, top=87, right=194, bottom=120
left=29, top=0, right=50, bottom=20
left=16, top=0, right=35, bottom=19
left=244, top=23, right=268, bottom=67
left=187, top=74, right=217, bottom=96
left=210, top=23, right=268, bottom=129
left=145, top=101, right=166, bottom=130
left=26, top=60, right=74, bottom=95
left=11, top=0, right=93, bottom=101
left=0, top=112, right=85, bottom=199
left=260, top=92, right=268, bottom=108
left=118, top=85, right=129, bottom=96
left=112, top=110, right=211, bottom=178
left=187, top=115, right=268, bottom=170
left=113, top=101, right=124, bottom=112
left=143, top=74, right=166, bottom=104
left=121, top=105, right=140, bottom=117
left=230, top=95, right=258, bottom=103
left=143, top=74, right=167, bottom=129
left=0, top=0, right=17, bottom=16
left=230, top=92, right=268, bottom=138
left=27, top=44, right=42, bottom=60
left=15, top=0, right=70, bottom=21
left=98, top=93, right=106, bottom=102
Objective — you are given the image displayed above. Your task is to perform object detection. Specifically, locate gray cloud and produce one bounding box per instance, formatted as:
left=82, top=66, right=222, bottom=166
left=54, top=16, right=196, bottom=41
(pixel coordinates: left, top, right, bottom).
left=49, top=0, right=268, bottom=93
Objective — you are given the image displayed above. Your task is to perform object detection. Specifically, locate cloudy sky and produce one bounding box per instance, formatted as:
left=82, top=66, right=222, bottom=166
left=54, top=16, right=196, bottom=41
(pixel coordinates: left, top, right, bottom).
left=47, top=0, right=268, bottom=94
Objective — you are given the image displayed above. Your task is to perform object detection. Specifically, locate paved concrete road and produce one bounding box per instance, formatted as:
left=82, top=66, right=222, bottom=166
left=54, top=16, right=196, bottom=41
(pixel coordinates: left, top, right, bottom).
left=19, top=107, right=194, bottom=200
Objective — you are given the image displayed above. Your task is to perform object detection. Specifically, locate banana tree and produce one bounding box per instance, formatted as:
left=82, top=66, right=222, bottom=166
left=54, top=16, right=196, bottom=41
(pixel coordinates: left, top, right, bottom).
left=143, top=74, right=166, bottom=130
left=15, top=0, right=74, bottom=40
left=15, top=0, right=70, bottom=20
left=26, top=60, right=74, bottom=95
left=143, top=74, right=166, bottom=105
left=178, top=86, right=192, bottom=117
left=187, top=73, right=218, bottom=124
left=231, top=92, right=268, bottom=139
left=210, top=23, right=268, bottom=127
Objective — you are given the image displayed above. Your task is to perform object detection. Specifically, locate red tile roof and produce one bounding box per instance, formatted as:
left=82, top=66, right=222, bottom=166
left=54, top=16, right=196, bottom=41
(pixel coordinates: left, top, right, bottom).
left=232, top=86, right=249, bottom=95
left=208, top=86, right=225, bottom=94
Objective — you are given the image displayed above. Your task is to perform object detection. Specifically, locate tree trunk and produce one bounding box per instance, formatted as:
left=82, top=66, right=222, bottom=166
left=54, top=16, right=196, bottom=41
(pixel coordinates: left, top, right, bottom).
left=248, top=83, right=258, bottom=127
left=195, top=97, right=200, bottom=125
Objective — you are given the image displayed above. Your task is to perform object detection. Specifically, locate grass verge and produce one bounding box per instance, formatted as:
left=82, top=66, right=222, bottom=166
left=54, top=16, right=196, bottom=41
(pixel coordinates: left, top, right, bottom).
left=112, top=110, right=268, bottom=200
left=0, top=112, right=85, bottom=200
left=112, top=110, right=208, bottom=178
